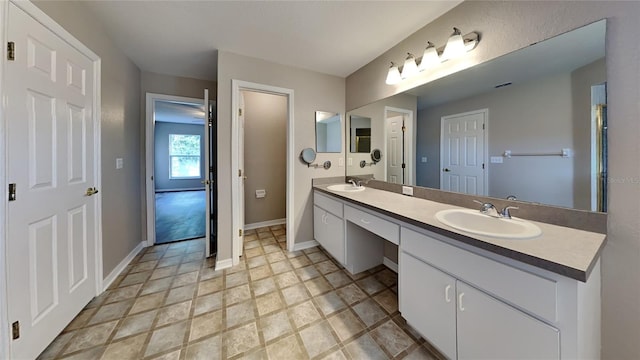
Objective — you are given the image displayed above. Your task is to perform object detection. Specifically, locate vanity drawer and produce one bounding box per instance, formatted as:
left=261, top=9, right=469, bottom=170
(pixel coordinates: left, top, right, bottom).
left=314, top=191, right=343, bottom=217
left=344, top=205, right=399, bottom=245
left=401, top=227, right=558, bottom=323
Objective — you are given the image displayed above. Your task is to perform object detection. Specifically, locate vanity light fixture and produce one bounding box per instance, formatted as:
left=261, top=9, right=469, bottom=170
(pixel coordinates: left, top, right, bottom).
left=385, top=62, right=402, bottom=85
left=385, top=27, right=479, bottom=85
left=442, top=27, right=466, bottom=60
left=401, top=53, right=419, bottom=79
left=417, top=42, right=440, bottom=72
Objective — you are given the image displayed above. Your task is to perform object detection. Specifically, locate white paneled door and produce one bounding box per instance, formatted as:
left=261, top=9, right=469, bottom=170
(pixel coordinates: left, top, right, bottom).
left=441, top=109, right=487, bottom=195
left=6, top=3, right=99, bottom=359
left=386, top=115, right=404, bottom=184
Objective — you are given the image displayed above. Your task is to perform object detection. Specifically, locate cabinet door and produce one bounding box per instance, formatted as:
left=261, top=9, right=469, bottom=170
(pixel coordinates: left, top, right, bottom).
left=456, top=281, right=560, bottom=360
left=399, top=252, right=457, bottom=359
left=313, top=205, right=345, bottom=264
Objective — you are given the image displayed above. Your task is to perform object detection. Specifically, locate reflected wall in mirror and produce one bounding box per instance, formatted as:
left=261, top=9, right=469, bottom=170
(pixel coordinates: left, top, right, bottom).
left=315, top=111, right=341, bottom=153
left=347, top=94, right=417, bottom=184
left=346, top=19, right=607, bottom=212
left=349, top=115, right=371, bottom=153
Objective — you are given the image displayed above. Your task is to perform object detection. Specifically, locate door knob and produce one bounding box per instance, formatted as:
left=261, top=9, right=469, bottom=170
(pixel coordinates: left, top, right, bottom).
left=85, top=187, right=99, bottom=196
left=443, top=168, right=451, bottom=172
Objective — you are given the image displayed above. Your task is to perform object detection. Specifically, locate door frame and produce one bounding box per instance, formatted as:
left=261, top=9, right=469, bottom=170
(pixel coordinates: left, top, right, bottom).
left=383, top=106, right=414, bottom=185
left=144, top=92, right=206, bottom=247
left=440, top=108, right=489, bottom=195
left=231, top=80, right=294, bottom=265
left=0, top=1, right=103, bottom=358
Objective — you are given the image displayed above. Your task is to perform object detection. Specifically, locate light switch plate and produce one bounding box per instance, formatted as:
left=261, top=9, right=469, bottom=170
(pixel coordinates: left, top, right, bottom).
left=338, top=157, right=344, bottom=167
left=402, top=186, right=413, bottom=196
left=116, top=158, right=124, bottom=169
left=490, top=156, right=503, bottom=164
left=421, top=157, right=427, bottom=163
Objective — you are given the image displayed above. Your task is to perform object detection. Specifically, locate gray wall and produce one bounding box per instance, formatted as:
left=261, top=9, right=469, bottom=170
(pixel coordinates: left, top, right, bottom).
left=346, top=2, right=640, bottom=358
left=242, top=91, right=287, bottom=225
left=217, top=51, right=345, bottom=261
left=33, top=1, right=142, bottom=277
left=154, top=122, right=205, bottom=191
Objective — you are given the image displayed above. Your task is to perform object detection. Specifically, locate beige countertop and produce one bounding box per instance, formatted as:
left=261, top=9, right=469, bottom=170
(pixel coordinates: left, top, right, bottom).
left=314, top=184, right=606, bottom=282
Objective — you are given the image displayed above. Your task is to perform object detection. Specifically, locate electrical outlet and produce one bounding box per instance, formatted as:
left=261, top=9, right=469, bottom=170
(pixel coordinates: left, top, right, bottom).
left=402, top=186, right=413, bottom=196
left=116, top=158, right=124, bottom=169
left=421, top=157, right=427, bottom=163
left=338, top=157, right=344, bottom=166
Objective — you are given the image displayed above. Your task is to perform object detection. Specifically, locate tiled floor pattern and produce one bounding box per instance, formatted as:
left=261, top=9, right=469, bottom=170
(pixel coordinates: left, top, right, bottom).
left=38, top=225, right=443, bottom=360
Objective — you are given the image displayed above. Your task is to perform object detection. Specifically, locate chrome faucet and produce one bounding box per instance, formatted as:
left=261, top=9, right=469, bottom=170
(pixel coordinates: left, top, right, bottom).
left=474, top=200, right=519, bottom=219
left=473, top=200, right=500, bottom=217
left=500, top=206, right=519, bottom=219
left=348, top=179, right=358, bottom=187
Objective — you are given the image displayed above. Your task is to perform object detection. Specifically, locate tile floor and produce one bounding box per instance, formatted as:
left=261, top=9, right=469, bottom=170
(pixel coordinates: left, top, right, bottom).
left=37, top=225, right=443, bottom=360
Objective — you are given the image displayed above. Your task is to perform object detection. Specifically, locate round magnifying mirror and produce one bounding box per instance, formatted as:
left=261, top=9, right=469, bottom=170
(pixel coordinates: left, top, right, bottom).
left=300, top=148, right=317, bottom=165
left=371, top=149, right=382, bottom=163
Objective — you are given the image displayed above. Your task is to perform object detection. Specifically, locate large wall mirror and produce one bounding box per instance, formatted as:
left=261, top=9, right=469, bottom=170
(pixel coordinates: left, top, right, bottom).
left=316, top=111, right=342, bottom=153
left=346, top=19, right=607, bottom=212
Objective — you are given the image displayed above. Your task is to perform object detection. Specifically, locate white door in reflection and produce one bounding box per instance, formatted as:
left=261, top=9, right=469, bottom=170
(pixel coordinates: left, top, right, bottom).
left=440, top=109, right=487, bottom=195
left=387, top=115, right=405, bottom=184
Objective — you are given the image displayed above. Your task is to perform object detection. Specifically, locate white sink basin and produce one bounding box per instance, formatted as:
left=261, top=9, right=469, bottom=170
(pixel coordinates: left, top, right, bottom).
left=435, top=208, right=542, bottom=239
left=327, top=184, right=365, bottom=192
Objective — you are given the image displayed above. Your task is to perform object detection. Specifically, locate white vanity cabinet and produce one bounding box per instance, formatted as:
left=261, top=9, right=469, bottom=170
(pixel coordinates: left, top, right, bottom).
left=400, top=226, right=599, bottom=360
left=313, top=192, right=345, bottom=264
left=313, top=188, right=601, bottom=359
left=400, top=251, right=560, bottom=359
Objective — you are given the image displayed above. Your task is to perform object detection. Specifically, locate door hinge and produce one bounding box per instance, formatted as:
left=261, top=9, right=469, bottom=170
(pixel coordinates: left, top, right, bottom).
left=7, top=42, right=15, bottom=61
left=11, top=321, right=19, bottom=340
left=238, top=169, right=242, bottom=177
left=238, top=108, right=242, bottom=116
left=8, top=183, right=16, bottom=201
left=482, top=163, right=485, bottom=169
left=482, top=123, right=485, bottom=130
left=239, top=229, right=243, bottom=237
left=401, top=126, right=406, bottom=132
left=401, top=163, right=406, bottom=169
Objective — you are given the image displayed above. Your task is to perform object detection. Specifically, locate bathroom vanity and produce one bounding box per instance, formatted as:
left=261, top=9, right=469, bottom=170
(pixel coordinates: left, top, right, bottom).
left=313, top=184, right=606, bottom=360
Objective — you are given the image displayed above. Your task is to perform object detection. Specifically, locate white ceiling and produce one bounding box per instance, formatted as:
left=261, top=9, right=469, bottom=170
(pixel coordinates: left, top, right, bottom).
left=155, top=100, right=205, bottom=125
left=82, top=1, right=462, bottom=80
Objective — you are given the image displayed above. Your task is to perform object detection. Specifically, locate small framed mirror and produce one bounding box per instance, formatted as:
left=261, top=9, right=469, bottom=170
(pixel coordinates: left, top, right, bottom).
left=350, top=115, right=371, bottom=153
left=315, top=111, right=341, bottom=153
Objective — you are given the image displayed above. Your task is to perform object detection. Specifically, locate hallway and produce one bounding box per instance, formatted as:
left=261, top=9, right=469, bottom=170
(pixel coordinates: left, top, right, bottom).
left=37, top=225, right=440, bottom=359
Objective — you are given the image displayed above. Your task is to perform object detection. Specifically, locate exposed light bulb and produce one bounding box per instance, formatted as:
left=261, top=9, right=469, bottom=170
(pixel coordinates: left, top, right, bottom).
left=401, top=53, right=418, bottom=79
left=418, top=42, right=440, bottom=72
left=442, top=27, right=466, bottom=61
left=385, top=62, right=401, bottom=85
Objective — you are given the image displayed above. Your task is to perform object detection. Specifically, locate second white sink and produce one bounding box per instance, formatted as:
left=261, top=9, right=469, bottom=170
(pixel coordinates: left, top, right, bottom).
left=327, top=184, right=365, bottom=192
left=435, top=208, right=542, bottom=239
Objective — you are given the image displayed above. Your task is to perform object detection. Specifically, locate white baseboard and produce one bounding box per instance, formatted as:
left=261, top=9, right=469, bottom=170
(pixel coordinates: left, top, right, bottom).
left=102, top=241, right=145, bottom=291
left=383, top=257, right=398, bottom=273
left=155, top=187, right=204, bottom=193
left=215, top=258, right=233, bottom=271
left=292, top=240, right=319, bottom=252
left=244, top=218, right=286, bottom=230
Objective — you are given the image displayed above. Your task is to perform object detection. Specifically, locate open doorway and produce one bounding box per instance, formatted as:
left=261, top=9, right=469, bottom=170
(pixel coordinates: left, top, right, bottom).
left=231, top=80, right=294, bottom=266
left=145, top=93, right=217, bottom=255
left=384, top=107, right=414, bottom=185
